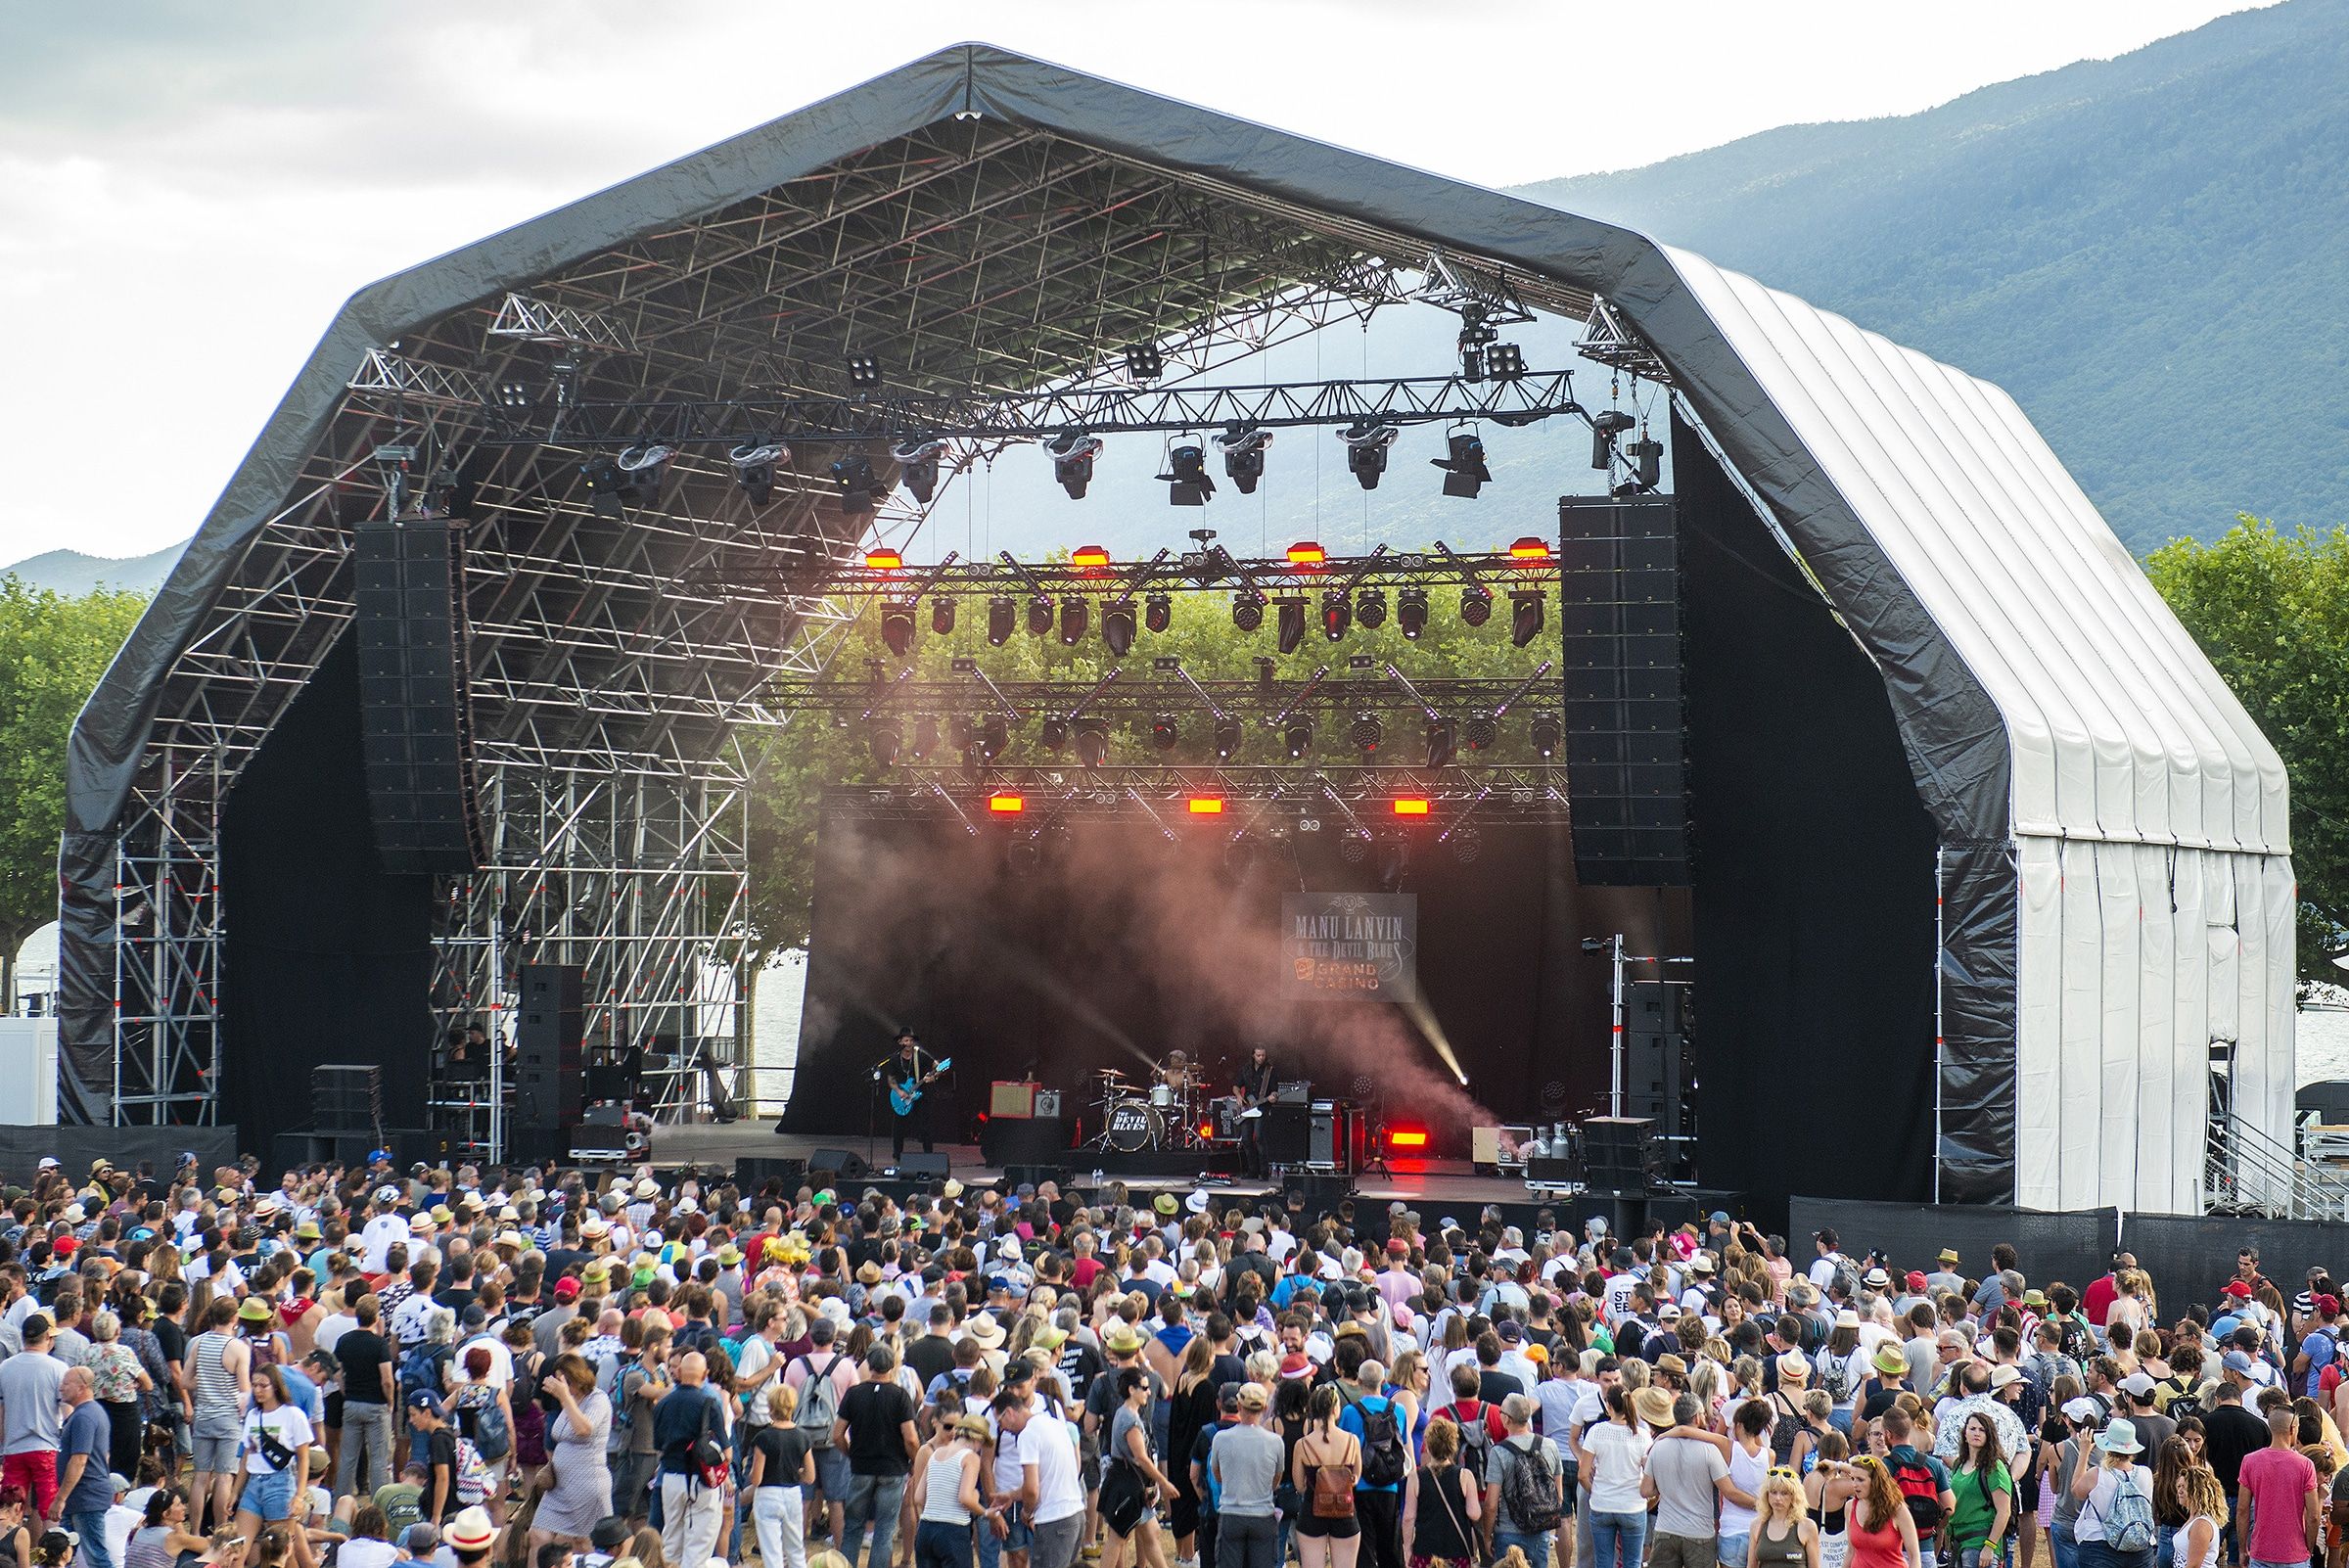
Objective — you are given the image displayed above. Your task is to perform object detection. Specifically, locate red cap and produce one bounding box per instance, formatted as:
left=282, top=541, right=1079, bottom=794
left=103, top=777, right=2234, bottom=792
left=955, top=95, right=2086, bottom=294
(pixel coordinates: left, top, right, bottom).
left=1386, top=1239, right=1410, bottom=1257
left=2319, top=1295, right=2341, bottom=1316
left=1906, top=1270, right=1927, bottom=1291
left=2223, top=1280, right=2253, bottom=1298
left=54, top=1236, right=76, bottom=1255
left=553, top=1276, right=581, bottom=1301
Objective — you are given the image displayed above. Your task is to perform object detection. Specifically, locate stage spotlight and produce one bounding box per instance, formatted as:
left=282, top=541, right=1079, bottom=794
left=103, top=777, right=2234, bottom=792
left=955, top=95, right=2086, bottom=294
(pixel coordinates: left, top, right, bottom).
left=1123, top=342, right=1165, bottom=381
left=1102, top=599, right=1137, bottom=656
left=846, top=351, right=881, bottom=387
left=864, top=547, right=903, bottom=571
left=580, top=457, right=628, bottom=517
left=978, top=714, right=1008, bottom=761
left=1144, top=593, right=1173, bottom=634
left=1026, top=595, right=1054, bottom=637
left=1464, top=713, right=1499, bottom=752
left=1391, top=797, right=1431, bottom=817
left=1350, top=711, right=1385, bottom=756
left=1508, top=536, right=1552, bottom=563
left=831, top=452, right=885, bottom=514
left=910, top=715, right=941, bottom=761
left=1355, top=588, right=1387, bottom=630
left=1509, top=588, right=1545, bottom=647
left=1274, top=596, right=1308, bottom=655
left=866, top=718, right=901, bottom=768
left=1530, top=712, right=1562, bottom=759
left=1449, top=825, right=1484, bottom=863
left=1425, top=717, right=1456, bottom=769
left=1073, top=715, right=1111, bottom=768
left=1339, top=828, right=1372, bottom=863
left=1398, top=586, right=1429, bottom=640
left=1626, top=435, right=1664, bottom=490
left=1590, top=409, right=1636, bottom=470
left=950, top=714, right=976, bottom=756
left=1232, top=591, right=1266, bottom=632
left=1214, top=715, right=1244, bottom=761
left=1460, top=583, right=1494, bottom=627
left=1283, top=716, right=1314, bottom=760
left=1039, top=715, right=1070, bottom=751
left=1071, top=543, right=1112, bottom=572
left=1321, top=589, right=1352, bottom=642
left=1058, top=596, right=1089, bottom=645
left=1044, top=432, right=1102, bottom=499
left=729, top=439, right=788, bottom=506
left=1340, top=421, right=1399, bottom=490
left=1432, top=430, right=1492, bottom=499
left=988, top=597, right=1016, bottom=646
left=1286, top=541, right=1327, bottom=567
left=891, top=438, right=945, bottom=505
left=1159, top=442, right=1216, bottom=506
left=1150, top=714, right=1180, bottom=751
left=879, top=600, right=916, bottom=658
left=989, top=792, right=1025, bottom=814
left=1214, top=425, right=1271, bottom=494
left=931, top=597, right=956, bottom=636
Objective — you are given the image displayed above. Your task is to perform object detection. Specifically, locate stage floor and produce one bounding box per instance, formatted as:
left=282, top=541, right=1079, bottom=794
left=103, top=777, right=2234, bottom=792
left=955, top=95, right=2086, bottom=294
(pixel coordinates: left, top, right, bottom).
left=652, top=1122, right=1577, bottom=1215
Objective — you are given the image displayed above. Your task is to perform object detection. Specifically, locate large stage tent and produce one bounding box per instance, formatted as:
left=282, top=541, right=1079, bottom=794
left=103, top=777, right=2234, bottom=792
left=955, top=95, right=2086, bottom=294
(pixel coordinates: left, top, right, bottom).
left=55, top=45, right=2290, bottom=1213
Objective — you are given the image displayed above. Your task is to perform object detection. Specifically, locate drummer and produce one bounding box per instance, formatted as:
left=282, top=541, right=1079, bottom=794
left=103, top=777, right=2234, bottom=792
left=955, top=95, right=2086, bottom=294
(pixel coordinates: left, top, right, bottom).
left=1154, top=1049, right=1194, bottom=1091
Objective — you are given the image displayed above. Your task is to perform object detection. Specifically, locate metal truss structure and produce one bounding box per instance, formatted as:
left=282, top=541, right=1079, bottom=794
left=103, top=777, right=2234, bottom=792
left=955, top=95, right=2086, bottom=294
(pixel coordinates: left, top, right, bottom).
left=94, top=115, right=1626, bottom=1136
left=825, top=763, right=1570, bottom=820
left=763, top=543, right=1561, bottom=600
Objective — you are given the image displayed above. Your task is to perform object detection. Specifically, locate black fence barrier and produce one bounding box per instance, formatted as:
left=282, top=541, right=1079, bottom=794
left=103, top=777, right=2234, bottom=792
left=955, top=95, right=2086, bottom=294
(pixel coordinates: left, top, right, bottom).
left=1793, top=1197, right=2349, bottom=1309
left=0, top=1124, right=243, bottom=1184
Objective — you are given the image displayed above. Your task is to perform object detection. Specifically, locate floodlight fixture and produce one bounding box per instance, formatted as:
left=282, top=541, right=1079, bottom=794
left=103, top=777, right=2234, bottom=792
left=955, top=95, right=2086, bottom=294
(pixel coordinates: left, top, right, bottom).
left=1321, top=589, right=1352, bottom=642
left=879, top=600, right=916, bottom=657
left=846, top=351, right=881, bottom=387
left=1144, top=593, right=1173, bottom=634
left=1214, top=715, right=1245, bottom=761
left=1460, top=583, right=1494, bottom=627
left=1425, top=717, right=1457, bottom=769
left=931, top=597, right=956, bottom=636
left=1232, top=591, right=1267, bottom=633
left=1350, top=711, right=1385, bottom=756
left=1044, top=432, right=1103, bottom=499
left=831, top=452, right=884, bottom=514
left=988, top=597, right=1017, bottom=646
left=1150, top=714, right=1180, bottom=751
left=1073, top=715, right=1112, bottom=768
left=1160, top=442, right=1216, bottom=506
left=1626, top=436, right=1665, bottom=490
left=1284, top=716, right=1314, bottom=760
left=1590, top=409, right=1636, bottom=470
left=1123, top=342, right=1165, bottom=381
left=866, top=718, right=900, bottom=768
left=1464, top=713, right=1499, bottom=752
left=1026, top=595, right=1054, bottom=638
left=1058, top=596, right=1089, bottom=646
left=1039, top=715, right=1071, bottom=751
left=1530, top=712, right=1562, bottom=759
left=579, top=457, right=628, bottom=518
left=1432, top=429, right=1492, bottom=499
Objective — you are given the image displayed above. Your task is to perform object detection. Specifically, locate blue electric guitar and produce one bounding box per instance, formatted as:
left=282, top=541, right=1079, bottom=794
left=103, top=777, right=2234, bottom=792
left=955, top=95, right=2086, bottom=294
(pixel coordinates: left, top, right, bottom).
left=889, top=1056, right=951, bottom=1115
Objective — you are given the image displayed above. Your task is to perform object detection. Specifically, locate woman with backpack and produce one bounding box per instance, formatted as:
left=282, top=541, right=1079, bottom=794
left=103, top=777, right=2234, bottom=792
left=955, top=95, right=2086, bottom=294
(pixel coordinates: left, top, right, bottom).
left=1400, top=1417, right=1482, bottom=1568
left=447, top=1348, right=514, bottom=1501
left=2069, top=1418, right=2157, bottom=1568
left=1292, top=1384, right=1363, bottom=1568
left=1946, top=1413, right=2014, bottom=1568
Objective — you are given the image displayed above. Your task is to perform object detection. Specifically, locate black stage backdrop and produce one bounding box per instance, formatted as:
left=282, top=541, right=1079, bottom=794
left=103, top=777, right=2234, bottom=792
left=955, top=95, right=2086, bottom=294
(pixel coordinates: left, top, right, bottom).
left=790, top=815, right=1685, bottom=1147
left=1678, top=414, right=1940, bottom=1218
left=219, top=636, right=434, bottom=1147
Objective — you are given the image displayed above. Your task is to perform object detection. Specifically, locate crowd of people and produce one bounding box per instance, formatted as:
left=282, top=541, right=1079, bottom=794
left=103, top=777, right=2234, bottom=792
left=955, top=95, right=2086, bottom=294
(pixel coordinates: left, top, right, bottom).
left=0, top=1153, right=2340, bottom=1568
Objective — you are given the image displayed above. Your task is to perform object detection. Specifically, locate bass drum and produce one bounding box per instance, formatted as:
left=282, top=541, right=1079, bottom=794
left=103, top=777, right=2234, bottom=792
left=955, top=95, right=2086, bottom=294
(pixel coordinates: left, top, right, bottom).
left=1104, top=1097, right=1164, bottom=1152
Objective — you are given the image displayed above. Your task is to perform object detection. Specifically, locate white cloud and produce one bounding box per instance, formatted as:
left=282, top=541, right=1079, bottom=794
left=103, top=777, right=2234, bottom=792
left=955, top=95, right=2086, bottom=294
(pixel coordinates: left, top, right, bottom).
left=0, top=0, right=2278, bottom=561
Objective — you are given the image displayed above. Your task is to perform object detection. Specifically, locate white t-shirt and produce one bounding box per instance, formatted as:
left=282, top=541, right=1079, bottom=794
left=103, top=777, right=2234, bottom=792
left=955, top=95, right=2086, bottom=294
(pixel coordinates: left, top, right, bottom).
left=734, top=1334, right=777, bottom=1426
left=104, top=1501, right=140, bottom=1568
left=340, top=1539, right=401, bottom=1568
left=243, top=1404, right=316, bottom=1475
left=1022, top=1411, right=1086, bottom=1526
left=453, top=1335, right=512, bottom=1388
left=315, top=1313, right=358, bottom=1356
left=1581, top=1420, right=1652, bottom=1513
left=1602, top=1272, right=1639, bottom=1325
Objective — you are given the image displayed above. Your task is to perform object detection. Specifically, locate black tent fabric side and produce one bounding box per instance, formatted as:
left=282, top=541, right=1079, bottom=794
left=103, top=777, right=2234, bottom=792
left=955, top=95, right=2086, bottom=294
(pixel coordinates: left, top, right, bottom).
left=1677, top=414, right=1941, bottom=1216
left=217, top=636, right=434, bottom=1146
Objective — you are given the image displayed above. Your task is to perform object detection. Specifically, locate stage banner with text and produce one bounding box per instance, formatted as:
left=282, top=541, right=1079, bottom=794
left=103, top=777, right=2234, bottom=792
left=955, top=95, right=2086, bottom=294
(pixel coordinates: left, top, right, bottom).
left=1280, top=892, right=1420, bottom=1002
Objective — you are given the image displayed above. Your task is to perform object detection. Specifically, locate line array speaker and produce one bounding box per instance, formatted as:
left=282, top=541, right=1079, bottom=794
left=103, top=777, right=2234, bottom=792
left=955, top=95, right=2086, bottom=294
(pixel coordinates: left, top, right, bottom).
left=1557, top=495, right=1689, bottom=886
left=1582, top=1114, right=1664, bottom=1190
left=354, top=518, right=485, bottom=874
left=1623, top=980, right=1692, bottom=1138
left=515, top=963, right=584, bottom=1130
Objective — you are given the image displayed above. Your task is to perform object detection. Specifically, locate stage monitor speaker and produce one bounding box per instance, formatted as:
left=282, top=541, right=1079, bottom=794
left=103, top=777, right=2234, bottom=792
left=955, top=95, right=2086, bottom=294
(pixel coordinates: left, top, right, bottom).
left=516, top=963, right=584, bottom=1130
left=1004, top=1164, right=1076, bottom=1191
left=353, top=517, right=485, bottom=874
left=1557, top=495, right=1688, bottom=886
left=1623, top=980, right=1692, bottom=1138
left=1282, top=1173, right=1353, bottom=1217
left=897, top=1152, right=951, bottom=1181
left=807, top=1147, right=868, bottom=1183
left=1260, top=1104, right=1312, bottom=1165
left=734, top=1157, right=807, bottom=1195
left=982, top=1116, right=1072, bottom=1168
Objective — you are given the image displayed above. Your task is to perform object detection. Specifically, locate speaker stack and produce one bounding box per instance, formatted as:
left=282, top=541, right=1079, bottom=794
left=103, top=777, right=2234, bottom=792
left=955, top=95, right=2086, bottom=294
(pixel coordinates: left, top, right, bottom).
left=515, top=964, right=584, bottom=1144
left=1582, top=1115, right=1663, bottom=1191
left=353, top=518, right=485, bottom=874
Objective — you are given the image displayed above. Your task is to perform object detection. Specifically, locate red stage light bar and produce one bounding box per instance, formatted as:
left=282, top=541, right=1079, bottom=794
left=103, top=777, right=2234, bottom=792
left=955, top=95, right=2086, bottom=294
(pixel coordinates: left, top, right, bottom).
left=1286, top=540, right=1326, bottom=566
left=865, top=547, right=903, bottom=571
left=1508, top=536, right=1552, bottom=562
left=1388, top=1127, right=1430, bottom=1149
left=1186, top=796, right=1226, bottom=814
left=988, top=793, right=1026, bottom=814
left=1391, top=797, right=1431, bottom=816
left=1071, top=544, right=1112, bottom=571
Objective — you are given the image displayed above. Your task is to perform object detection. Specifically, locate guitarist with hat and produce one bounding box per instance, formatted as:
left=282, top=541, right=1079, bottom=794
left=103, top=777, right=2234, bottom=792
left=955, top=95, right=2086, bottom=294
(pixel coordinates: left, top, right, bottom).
left=885, top=1031, right=949, bottom=1163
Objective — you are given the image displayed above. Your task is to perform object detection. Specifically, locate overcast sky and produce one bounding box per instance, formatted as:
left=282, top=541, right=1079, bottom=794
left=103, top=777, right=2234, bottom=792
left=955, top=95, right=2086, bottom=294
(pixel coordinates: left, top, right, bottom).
left=0, top=0, right=2277, bottom=565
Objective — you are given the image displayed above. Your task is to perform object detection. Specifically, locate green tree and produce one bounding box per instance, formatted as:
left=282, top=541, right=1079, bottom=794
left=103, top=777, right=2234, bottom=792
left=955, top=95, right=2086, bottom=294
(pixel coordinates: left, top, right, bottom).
left=2145, top=518, right=2349, bottom=985
left=744, top=560, right=1550, bottom=958
left=0, top=576, right=149, bottom=1006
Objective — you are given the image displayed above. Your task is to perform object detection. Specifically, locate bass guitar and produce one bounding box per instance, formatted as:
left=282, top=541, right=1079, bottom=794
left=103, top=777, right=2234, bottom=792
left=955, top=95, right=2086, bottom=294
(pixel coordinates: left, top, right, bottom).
left=889, top=1057, right=951, bottom=1115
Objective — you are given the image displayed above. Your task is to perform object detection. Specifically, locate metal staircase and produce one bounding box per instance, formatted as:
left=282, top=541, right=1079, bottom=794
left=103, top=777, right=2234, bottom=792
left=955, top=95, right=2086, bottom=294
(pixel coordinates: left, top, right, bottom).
left=2204, top=1113, right=2349, bottom=1220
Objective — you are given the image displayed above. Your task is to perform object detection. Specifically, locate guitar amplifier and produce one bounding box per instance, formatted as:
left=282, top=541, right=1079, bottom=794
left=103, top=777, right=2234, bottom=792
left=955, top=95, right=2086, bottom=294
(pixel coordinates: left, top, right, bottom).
left=990, top=1081, right=1038, bottom=1118
left=1035, top=1089, right=1063, bottom=1118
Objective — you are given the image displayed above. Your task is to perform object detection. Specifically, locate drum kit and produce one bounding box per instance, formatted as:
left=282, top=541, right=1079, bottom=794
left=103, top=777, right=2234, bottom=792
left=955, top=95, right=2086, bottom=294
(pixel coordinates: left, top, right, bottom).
left=1091, top=1061, right=1235, bottom=1152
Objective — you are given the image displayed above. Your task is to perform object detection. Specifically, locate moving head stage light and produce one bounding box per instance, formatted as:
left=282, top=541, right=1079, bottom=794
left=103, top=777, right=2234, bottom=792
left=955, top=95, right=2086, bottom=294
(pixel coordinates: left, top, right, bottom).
left=1044, top=432, right=1103, bottom=499
left=1213, top=425, right=1272, bottom=494
left=1340, top=421, right=1399, bottom=490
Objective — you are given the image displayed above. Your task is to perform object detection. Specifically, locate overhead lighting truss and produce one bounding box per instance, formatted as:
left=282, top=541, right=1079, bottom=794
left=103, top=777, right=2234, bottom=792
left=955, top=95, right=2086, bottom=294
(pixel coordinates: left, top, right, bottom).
left=820, top=764, right=1572, bottom=822
left=486, top=293, right=640, bottom=356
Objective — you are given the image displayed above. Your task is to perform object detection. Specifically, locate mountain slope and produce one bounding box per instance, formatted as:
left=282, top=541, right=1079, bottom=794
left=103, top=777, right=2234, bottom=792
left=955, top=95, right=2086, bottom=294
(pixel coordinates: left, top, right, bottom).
left=2, top=544, right=180, bottom=596
left=1515, top=0, right=2349, bottom=554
